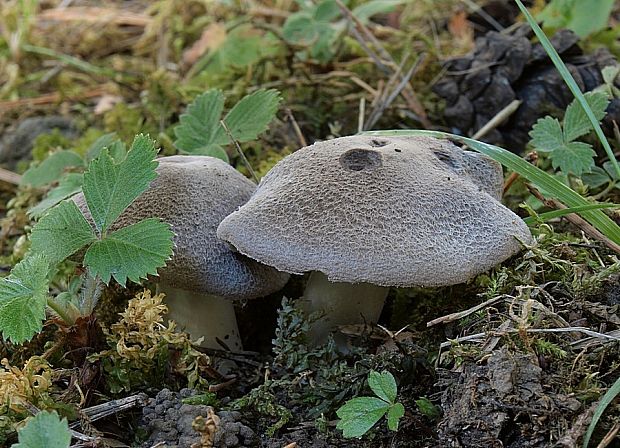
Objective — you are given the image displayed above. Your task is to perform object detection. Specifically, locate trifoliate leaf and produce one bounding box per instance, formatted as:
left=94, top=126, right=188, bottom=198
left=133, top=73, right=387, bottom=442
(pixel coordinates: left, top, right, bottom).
left=28, top=173, right=84, bottom=219
left=386, top=403, right=405, bottom=431
left=84, top=218, right=174, bottom=286
left=0, top=255, right=49, bottom=343
left=563, top=91, right=609, bottom=142
left=529, top=116, right=563, bottom=152
left=173, top=90, right=228, bottom=160
left=549, top=141, right=596, bottom=176
left=30, top=200, right=96, bottom=265
left=82, top=134, right=158, bottom=234
left=12, top=411, right=71, bottom=448
left=336, top=397, right=389, bottom=438
left=368, top=370, right=398, bottom=404
left=20, top=150, right=84, bottom=188
left=217, top=89, right=282, bottom=143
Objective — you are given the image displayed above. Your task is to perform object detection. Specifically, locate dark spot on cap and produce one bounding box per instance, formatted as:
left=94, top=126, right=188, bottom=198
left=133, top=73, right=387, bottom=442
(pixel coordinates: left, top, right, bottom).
left=340, top=148, right=383, bottom=171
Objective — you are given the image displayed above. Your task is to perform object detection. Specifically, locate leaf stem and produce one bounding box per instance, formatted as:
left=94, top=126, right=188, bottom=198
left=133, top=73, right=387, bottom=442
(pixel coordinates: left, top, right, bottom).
left=46, top=297, right=73, bottom=325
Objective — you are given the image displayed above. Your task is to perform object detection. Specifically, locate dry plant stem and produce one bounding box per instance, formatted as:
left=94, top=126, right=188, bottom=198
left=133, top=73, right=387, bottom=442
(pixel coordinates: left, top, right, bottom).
left=333, top=0, right=430, bottom=127
left=157, top=284, right=243, bottom=352
left=0, top=167, right=21, bottom=185
left=302, top=271, right=388, bottom=347
left=597, top=422, right=620, bottom=448
left=527, top=184, right=620, bottom=254
left=470, top=99, right=522, bottom=140
left=220, top=120, right=259, bottom=183
left=286, top=108, right=307, bottom=147
left=427, top=294, right=510, bottom=327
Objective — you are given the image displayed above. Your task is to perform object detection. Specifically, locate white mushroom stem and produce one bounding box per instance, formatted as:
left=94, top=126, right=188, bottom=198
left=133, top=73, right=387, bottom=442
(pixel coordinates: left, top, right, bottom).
left=157, top=284, right=243, bottom=352
left=302, top=271, right=389, bottom=347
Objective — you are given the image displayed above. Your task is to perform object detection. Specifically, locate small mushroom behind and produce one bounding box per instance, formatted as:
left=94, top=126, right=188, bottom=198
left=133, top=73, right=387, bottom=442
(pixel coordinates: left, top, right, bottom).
left=217, top=136, right=532, bottom=347
left=74, top=155, right=289, bottom=351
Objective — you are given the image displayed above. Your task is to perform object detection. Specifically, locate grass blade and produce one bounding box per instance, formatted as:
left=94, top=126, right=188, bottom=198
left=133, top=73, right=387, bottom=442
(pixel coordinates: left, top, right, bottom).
left=583, top=376, right=620, bottom=447
left=523, top=203, right=620, bottom=225
left=514, top=0, right=620, bottom=179
left=363, top=129, right=620, bottom=246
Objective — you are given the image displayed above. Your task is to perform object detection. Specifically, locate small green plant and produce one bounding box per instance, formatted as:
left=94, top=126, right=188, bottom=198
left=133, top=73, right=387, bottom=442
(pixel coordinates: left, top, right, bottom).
left=537, top=0, right=614, bottom=37
left=336, top=370, right=405, bottom=438
left=173, top=88, right=281, bottom=162
left=283, top=0, right=405, bottom=63
left=0, top=134, right=174, bottom=343
left=529, top=91, right=609, bottom=177
left=11, top=411, right=71, bottom=448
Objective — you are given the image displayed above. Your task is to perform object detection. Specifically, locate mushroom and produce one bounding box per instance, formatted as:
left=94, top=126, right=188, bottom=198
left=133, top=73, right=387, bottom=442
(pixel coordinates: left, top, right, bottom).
left=74, top=155, right=289, bottom=351
left=217, top=136, right=532, bottom=346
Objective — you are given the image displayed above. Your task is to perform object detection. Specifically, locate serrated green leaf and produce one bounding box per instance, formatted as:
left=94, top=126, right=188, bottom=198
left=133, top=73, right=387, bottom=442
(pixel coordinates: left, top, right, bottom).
left=549, top=141, right=595, bottom=176
left=85, top=132, right=118, bottom=162
left=336, top=397, right=389, bottom=438
left=0, top=255, right=49, bottom=343
left=84, top=218, right=173, bottom=286
left=581, top=166, right=611, bottom=189
left=12, top=411, right=71, bottom=448
left=515, top=0, right=620, bottom=179
left=368, top=370, right=398, bottom=404
left=529, top=116, right=563, bottom=153
left=28, top=173, right=84, bottom=219
left=82, top=134, right=158, bottom=234
left=30, top=200, right=96, bottom=265
left=563, top=92, right=609, bottom=142
left=386, top=403, right=405, bottom=431
left=21, top=150, right=84, bottom=188
left=216, top=89, right=282, bottom=143
left=173, top=90, right=228, bottom=160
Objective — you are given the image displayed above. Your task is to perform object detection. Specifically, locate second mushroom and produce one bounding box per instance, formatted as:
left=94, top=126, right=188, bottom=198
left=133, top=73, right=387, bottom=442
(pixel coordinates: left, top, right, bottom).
left=217, top=136, right=532, bottom=347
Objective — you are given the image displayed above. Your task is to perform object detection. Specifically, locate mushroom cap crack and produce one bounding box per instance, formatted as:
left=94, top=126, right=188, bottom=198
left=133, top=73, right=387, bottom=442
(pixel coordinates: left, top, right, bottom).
left=217, top=136, right=532, bottom=287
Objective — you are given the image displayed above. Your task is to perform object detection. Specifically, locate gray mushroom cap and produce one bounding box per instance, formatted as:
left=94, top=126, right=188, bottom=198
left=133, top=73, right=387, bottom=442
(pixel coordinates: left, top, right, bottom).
left=73, top=155, right=289, bottom=299
left=217, top=135, right=532, bottom=287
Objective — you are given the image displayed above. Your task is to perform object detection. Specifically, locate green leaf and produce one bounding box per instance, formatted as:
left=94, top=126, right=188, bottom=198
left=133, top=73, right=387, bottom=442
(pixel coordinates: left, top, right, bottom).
left=523, top=203, right=620, bottom=225
left=549, top=141, right=596, bottom=176
left=583, top=376, right=620, bottom=448
left=353, top=0, right=406, bottom=23
left=336, top=397, right=390, bottom=438
left=386, top=403, right=405, bottom=431
left=313, top=0, right=340, bottom=22
left=283, top=14, right=318, bottom=45
left=28, top=173, right=84, bottom=219
left=85, top=132, right=118, bottom=162
left=368, top=370, right=398, bottom=404
left=0, top=255, right=49, bottom=343
left=84, top=218, right=174, bottom=286
left=217, top=89, right=282, bottom=143
left=515, top=0, right=620, bottom=179
left=565, top=0, right=614, bottom=37
left=529, top=117, right=563, bottom=153
left=82, top=134, right=158, bottom=234
left=563, top=92, right=609, bottom=142
left=30, top=200, right=96, bottom=265
left=20, top=150, right=84, bottom=188
left=581, top=166, right=612, bottom=189
left=363, top=129, right=620, bottom=246
left=415, top=397, right=441, bottom=419
left=12, top=411, right=71, bottom=448
left=173, top=90, right=228, bottom=160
